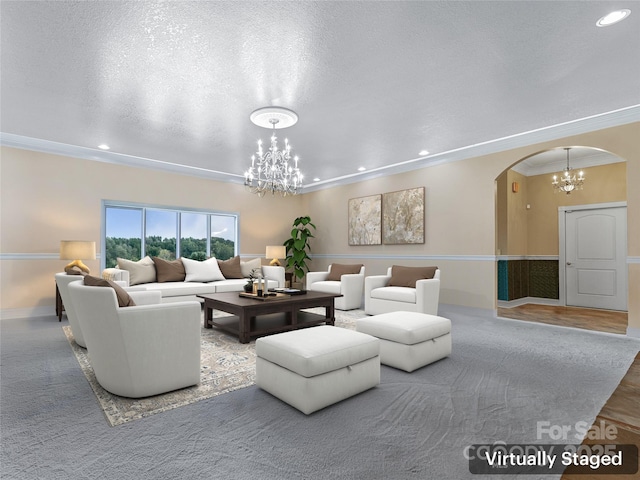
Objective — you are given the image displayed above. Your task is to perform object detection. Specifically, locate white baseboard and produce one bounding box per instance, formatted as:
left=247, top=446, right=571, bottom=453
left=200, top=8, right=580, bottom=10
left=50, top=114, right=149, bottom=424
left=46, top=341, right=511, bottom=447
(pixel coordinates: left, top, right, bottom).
left=497, top=297, right=560, bottom=308
left=1, top=306, right=55, bottom=320
left=626, top=326, right=640, bottom=339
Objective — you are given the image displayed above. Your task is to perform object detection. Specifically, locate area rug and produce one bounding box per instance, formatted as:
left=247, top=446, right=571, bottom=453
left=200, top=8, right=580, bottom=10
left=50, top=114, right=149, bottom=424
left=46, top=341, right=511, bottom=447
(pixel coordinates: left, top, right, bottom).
left=63, top=308, right=360, bottom=426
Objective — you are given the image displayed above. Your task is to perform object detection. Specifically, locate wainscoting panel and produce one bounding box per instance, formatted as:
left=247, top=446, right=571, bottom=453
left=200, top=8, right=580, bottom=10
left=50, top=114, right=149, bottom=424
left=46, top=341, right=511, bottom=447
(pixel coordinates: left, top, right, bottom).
left=498, top=259, right=559, bottom=301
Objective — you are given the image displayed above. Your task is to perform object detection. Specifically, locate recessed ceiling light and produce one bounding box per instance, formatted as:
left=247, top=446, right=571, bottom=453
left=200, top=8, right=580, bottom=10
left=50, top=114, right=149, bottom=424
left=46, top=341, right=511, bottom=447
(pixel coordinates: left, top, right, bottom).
left=596, top=9, right=631, bottom=27
left=98, top=144, right=110, bottom=150
left=358, top=166, right=366, bottom=172
left=313, top=177, right=320, bottom=182
left=419, top=150, right=430, bottom=156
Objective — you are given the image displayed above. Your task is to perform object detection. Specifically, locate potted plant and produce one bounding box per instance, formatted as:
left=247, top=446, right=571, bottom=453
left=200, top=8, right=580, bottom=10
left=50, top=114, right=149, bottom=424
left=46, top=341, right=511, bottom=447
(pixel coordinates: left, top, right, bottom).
left=283, top=216, right=316, bottom=287
left=243, top=268, right=260, bottom=293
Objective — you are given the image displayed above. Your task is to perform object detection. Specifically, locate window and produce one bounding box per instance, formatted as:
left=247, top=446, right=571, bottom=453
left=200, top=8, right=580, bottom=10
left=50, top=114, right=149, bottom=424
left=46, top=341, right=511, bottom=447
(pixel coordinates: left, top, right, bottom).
left=146, top=209, right=177, bottom=261
left=102, top=202, right=238, bottom=269
left=181, top=212, right=207, bottom=261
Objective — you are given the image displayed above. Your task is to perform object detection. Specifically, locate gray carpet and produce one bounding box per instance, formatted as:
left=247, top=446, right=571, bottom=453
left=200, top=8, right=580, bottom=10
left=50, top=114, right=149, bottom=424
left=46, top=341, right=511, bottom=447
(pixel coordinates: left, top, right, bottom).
left=2, top=306, right=638, bottom=480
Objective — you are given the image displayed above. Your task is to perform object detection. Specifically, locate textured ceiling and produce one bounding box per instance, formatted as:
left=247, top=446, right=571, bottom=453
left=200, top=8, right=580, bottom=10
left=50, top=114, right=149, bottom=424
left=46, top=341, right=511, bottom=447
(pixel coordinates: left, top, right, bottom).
left=1, top=1, right=639, bottom=189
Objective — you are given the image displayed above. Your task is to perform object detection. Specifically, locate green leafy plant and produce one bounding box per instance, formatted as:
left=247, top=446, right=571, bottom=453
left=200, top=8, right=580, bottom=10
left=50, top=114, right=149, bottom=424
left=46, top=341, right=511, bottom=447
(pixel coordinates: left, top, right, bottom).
left=283, top=216, right=316, bottom=280
left=244, top=268, right=260, bottom=292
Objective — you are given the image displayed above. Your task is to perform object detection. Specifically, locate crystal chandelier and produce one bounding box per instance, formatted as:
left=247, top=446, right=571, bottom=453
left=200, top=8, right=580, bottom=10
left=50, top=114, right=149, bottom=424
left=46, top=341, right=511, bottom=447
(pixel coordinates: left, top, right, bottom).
left=552, top=147, right=585, bottom=194
left=244, top=107, right=303, bottom=197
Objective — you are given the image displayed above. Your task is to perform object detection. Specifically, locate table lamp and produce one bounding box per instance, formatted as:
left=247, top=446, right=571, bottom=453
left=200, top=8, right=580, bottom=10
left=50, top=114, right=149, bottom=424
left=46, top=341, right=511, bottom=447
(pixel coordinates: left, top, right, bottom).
left=266, top=245, right=286, bottom=266
left=60, top=240, right=96, bottom=274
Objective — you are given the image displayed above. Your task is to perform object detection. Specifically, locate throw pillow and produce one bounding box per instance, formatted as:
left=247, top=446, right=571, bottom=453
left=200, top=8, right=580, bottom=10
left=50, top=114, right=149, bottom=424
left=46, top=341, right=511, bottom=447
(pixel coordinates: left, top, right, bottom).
left=217, top=256, right=244, bottom=279
left=83, top=275, right=136, bottom=307
left=387, top=265, right=438, bottom=288
left=326, top=263, right=363, bottom=281
left=182, top=257, right=225, bottom=282
left=116, top=256, right=156, bottom=286
left=240, top=257, right=262, bottom=278
left=152, top=257, right=186, bottom=282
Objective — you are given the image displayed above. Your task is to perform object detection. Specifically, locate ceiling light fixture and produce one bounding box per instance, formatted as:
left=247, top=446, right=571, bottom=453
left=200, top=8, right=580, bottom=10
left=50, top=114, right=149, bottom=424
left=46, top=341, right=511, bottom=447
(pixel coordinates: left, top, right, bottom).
left=358, top=166, right=366, bottom=172
left=98, top=144, right=110, bottom=150
left=552, top=148, right=585, bottom=194
left=419, top=150, right=429, bottom=156
left=244, top=107, right=303, bottom=197
left=596, top=9, right=631, bottom=27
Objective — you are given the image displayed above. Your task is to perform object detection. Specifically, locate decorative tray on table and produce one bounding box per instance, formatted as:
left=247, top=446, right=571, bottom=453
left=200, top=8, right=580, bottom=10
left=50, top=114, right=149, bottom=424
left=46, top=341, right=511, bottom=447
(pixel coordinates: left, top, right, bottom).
left=238, top=292, right=290, bottom=301
left=271, top=288, right=307, bottom=295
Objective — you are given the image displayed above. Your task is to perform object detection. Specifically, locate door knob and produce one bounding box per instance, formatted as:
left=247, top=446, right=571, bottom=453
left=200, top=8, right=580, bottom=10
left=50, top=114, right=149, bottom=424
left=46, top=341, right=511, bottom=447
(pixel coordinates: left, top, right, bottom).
left=566, top=262, right=572, bottom=266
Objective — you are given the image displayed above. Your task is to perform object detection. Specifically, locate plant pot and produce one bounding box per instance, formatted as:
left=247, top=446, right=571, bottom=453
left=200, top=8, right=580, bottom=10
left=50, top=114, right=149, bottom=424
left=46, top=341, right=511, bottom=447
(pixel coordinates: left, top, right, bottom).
left=243, top=283, right=253, bottom=293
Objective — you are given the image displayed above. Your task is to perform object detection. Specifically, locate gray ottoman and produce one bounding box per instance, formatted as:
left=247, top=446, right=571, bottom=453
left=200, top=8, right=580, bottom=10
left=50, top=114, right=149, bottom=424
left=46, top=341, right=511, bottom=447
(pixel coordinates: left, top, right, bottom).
left=356, top=311, right=451, bottom=372
left=255, top=325, right=380, bottom=414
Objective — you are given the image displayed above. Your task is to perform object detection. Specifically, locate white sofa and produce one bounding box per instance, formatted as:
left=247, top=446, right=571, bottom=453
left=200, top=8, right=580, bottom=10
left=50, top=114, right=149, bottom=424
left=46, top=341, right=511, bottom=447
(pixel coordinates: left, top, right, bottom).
left=306, top=264, right=365, bottom=310
left=69, top=279, right=201, bottom=398
left=102, top=263, right=284, bottom=303
left=365, top=267, right=440, bottom=316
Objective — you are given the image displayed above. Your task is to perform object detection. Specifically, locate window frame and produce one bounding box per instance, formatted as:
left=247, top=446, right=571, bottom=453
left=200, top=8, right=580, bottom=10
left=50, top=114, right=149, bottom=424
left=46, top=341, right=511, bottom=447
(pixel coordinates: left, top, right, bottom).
left=101, top=200, right=239, bottom=270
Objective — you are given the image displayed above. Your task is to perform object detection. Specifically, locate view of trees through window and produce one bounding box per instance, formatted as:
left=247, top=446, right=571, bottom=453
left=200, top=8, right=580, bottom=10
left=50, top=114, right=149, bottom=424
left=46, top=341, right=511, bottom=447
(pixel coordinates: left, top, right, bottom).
left=103, top=204, right=237, bottom=268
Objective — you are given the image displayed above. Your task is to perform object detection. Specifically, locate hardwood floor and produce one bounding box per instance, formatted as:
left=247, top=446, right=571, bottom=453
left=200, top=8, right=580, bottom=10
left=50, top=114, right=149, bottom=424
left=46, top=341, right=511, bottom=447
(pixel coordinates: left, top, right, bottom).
left=561, top=352, right=640, bottom=480
left=497, top=304, right=628, bottom=335
left=497, top=304, right=638, bottom=478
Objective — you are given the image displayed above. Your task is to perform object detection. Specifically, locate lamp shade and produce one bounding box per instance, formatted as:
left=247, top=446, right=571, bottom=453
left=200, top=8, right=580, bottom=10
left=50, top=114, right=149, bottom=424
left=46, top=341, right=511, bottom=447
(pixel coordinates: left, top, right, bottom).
left=60, top=241, right=96, bottom=260
left=266, top=245, right=286, bottom=260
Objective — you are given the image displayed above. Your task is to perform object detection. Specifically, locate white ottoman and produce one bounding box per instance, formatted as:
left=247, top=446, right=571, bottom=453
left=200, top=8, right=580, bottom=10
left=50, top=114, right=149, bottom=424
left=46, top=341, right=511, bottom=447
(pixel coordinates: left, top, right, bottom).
left=356, top=311, right=451, bottom=372
left=255, top=325, right=380, bottom=415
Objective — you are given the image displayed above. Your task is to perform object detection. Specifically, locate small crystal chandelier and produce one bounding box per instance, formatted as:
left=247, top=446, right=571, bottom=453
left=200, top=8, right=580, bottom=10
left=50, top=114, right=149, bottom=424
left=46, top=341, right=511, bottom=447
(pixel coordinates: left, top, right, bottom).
left=244, top=107, right=303, bottom=197
left=552, top=147, right=585, bottom=194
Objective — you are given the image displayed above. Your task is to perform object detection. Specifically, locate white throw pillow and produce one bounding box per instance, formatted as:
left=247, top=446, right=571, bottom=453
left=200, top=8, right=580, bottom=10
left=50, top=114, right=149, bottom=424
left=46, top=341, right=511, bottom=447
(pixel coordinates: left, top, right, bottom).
left=182, top=257, right=225, bottom=282
left=240, top=257, right=262, bottom=277
left=116, top=256, right=156, bottom=285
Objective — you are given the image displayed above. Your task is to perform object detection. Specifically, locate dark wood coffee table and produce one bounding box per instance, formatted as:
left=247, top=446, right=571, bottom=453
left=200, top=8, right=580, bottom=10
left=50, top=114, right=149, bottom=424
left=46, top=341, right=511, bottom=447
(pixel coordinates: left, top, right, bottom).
left=198, top=291, right=342, bottom=343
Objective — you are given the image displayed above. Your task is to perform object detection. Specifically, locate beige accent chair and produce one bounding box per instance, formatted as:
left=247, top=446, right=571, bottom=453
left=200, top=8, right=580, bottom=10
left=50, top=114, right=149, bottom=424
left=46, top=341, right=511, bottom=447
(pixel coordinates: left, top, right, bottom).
left=306, top=264, right=365, bottom=310
left=365, top=267, right=440, bottom=316
left=68, top=279, right=201, bottom=398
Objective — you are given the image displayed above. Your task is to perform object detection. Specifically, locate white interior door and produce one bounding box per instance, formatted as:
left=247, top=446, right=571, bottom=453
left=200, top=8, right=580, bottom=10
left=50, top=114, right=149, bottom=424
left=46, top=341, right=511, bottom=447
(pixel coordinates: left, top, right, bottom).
left=565, top=206, right=627, bottom=311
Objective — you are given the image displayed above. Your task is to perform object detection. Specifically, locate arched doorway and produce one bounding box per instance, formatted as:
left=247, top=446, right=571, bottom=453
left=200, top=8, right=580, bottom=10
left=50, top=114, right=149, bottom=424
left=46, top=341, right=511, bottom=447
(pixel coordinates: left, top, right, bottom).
left=495, top=146, right=628, bottom=334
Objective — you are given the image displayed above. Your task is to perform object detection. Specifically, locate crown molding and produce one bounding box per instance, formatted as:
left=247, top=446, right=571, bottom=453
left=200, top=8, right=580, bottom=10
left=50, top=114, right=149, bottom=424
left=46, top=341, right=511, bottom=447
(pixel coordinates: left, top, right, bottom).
left=0, top=133, right=245, bottom=184
left=304, top=105, right=640, bottom=191
left=2, top=105, right=638, bottom=191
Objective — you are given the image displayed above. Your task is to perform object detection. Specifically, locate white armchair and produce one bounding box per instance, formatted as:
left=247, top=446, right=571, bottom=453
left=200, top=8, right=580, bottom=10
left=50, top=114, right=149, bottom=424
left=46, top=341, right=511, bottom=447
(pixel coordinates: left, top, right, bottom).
left=306, top=264, right=365, bottom=310
left=56, top=273, right=157, bottom=348
left=68, top=279, right=201, bottom=398
left=365, top=267, right=440, bottom=316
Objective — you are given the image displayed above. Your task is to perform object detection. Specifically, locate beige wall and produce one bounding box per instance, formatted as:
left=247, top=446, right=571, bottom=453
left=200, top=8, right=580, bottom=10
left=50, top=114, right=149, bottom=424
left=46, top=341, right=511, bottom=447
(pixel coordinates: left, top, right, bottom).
left=497, top=162, right=627, bottom=256
left=0, top=147, right=300, bottom=312
left=505, top=170, right=529, bottom=255
left=526, top=162, right=627, bottom=255
left=2, top=121, right=639, bottom=333
left=305, top=122, right=640, bottom=331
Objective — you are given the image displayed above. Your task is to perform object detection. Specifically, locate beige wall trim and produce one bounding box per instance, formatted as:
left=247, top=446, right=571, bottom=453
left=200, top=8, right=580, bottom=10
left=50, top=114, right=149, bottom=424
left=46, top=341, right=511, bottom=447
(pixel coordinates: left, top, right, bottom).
left=1, top=253, right=101, bottom=260
left=629, top=257, right=640, bottom=264
left=311, top=254, right=496, bottom=262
